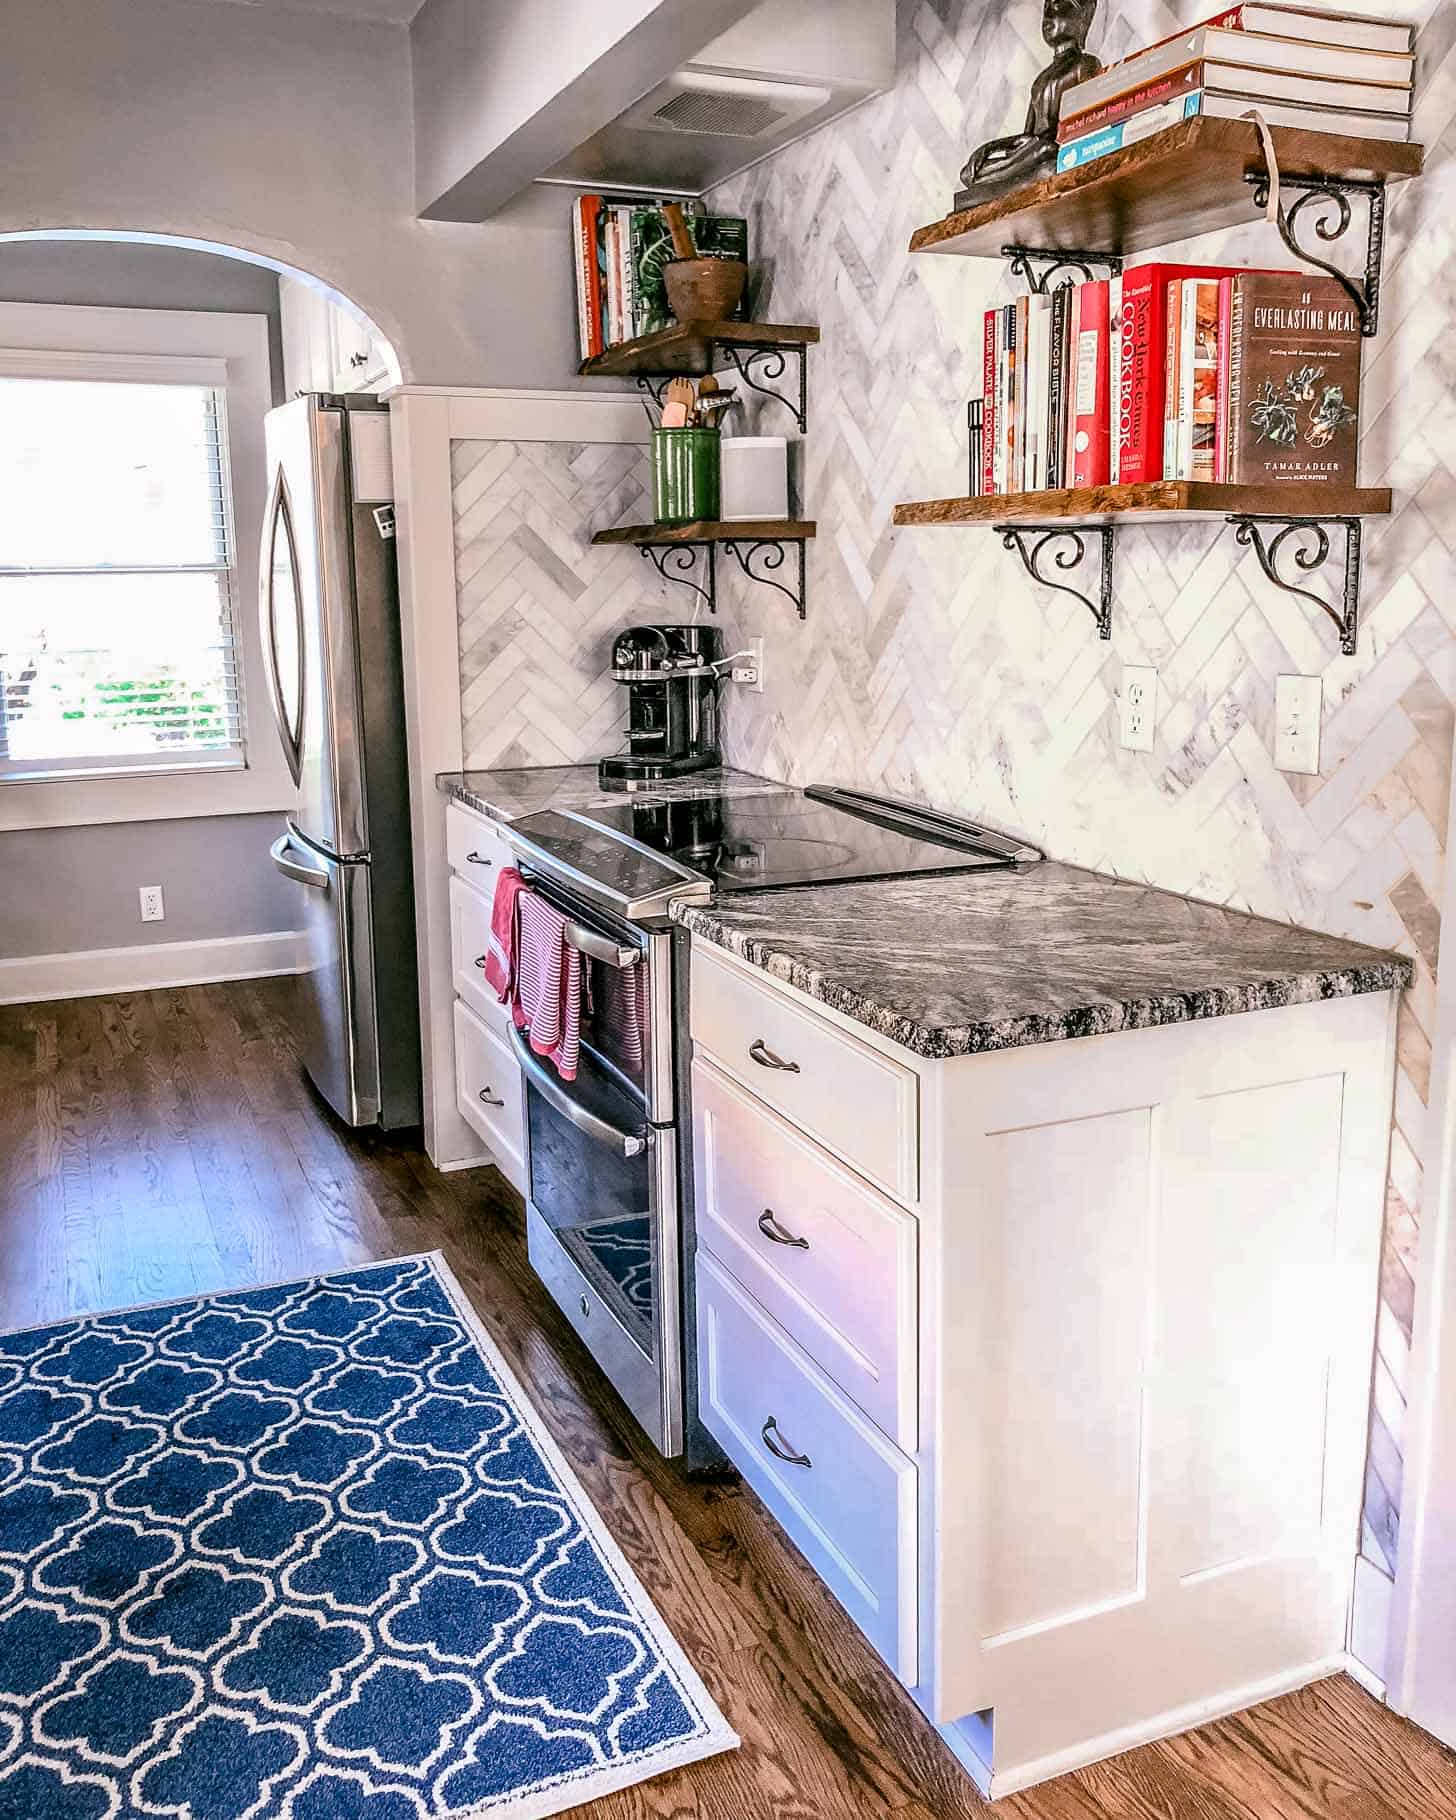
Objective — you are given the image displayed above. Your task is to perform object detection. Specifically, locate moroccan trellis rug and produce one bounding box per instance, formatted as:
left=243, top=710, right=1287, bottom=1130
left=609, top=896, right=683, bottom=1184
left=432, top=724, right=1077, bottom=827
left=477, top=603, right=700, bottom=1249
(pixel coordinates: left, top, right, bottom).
left=0, top=1254, right=737, bottom=1819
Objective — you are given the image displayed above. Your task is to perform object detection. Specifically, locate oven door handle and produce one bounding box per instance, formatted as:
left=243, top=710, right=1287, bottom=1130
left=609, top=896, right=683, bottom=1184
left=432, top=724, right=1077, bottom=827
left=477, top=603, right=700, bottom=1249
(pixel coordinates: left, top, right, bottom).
left=508, top=1025, right=648, bottom=1158
left=561, top=918, right=639, bottom=969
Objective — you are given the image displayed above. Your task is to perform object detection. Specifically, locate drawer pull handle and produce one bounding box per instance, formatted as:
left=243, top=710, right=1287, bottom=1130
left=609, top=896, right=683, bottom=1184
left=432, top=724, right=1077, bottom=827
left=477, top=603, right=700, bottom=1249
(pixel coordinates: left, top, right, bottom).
left=757, top=1209, right=808, bottom=1251
left=760, top=1417, right=811, bottom=1469
left=749, top=1038, right=800, bottom=1074
left=465, top=851, right=494, bottom=867
left=478, top=1087, right=505, bottom=1108
left=474, top=955, right=488, bottom=970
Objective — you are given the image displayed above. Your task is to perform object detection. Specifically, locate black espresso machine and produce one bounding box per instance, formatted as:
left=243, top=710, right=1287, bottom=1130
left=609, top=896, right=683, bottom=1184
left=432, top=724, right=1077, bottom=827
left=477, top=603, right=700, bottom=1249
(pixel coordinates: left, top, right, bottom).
left=599, top=623, right=721, bottom=785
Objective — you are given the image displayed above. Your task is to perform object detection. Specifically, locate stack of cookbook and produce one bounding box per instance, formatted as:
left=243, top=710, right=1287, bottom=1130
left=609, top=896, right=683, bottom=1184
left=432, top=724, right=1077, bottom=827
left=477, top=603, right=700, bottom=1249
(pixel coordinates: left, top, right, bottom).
left=1055, top=2, right=1416, bottom=173
left=971, top=265, right=1363, bottom=497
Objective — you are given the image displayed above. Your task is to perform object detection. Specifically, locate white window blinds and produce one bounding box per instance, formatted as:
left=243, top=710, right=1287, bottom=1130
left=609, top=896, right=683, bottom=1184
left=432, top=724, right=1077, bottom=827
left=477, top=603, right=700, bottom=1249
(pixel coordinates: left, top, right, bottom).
left=0, top=375, right=245, bottom=781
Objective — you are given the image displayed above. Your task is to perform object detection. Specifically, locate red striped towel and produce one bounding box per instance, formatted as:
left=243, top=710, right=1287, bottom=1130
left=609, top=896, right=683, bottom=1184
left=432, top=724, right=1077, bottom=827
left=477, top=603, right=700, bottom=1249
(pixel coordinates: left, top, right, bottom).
left=592, top=961, right=647, bottom=1077
left=512, top=889, right=583, bottom=1081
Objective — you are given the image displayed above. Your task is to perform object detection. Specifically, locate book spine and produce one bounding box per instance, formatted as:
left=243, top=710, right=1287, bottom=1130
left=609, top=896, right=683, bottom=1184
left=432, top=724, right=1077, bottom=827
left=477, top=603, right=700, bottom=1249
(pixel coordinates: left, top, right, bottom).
left=1163, top=279, right=1183, bottom=481
left=1012, top=296, right=1027, bottom=491
left=579, top=196, right=605, bottom=359
left=1214, top=276, right=1233, bottom=483
left=615, top=206, right=637, bottom=342
left=982, top=311, right=998, bottom=497
left=969, top=400, right=984, bottom=497
left=1109, top=273, right=1124, bottom=485
left=1025, top=297, right=1049, bottom=491
left=571, top=198, right=589, bottom=362
left=995, top=308, right=1008, bottom=495
left=1071, top=279, right=1111, bottom=488
left=1057, top=93, right=1201, bottom=173
left=1046, top=285, right=1068, bottom=490
left=1064, top=285, right=1082, bottom=482
left=1060, top=63, right=1201, bottom=139
left=1189, top=277, right=1220, bottom=483
left=1177, top=278, right=1198, bottom=480
left=1227, top=277, right=1246, bottom=483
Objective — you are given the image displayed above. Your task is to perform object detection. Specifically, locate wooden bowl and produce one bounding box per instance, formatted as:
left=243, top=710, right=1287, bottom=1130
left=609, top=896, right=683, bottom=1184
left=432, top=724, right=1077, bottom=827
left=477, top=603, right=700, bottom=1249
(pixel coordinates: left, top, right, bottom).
left=664, top=257, right=747, bottom=324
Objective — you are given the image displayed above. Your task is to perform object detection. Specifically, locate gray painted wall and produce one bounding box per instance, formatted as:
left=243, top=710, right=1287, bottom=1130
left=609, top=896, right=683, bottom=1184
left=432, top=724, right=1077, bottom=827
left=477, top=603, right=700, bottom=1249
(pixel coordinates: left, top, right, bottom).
left=0, top=815, right=290, bottom=960
left=0, top=239, right=285, bottom=402
left=0, top=240, right=298, bottom=961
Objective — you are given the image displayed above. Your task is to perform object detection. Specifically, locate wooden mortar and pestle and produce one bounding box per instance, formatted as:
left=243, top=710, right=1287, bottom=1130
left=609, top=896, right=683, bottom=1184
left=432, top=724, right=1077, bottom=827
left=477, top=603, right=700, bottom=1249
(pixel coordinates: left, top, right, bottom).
left=662, top=202, right=747, bottom=323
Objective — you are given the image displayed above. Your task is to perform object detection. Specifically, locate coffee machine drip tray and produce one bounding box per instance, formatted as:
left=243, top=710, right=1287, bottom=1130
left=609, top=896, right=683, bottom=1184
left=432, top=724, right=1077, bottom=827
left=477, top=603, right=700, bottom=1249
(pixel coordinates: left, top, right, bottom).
left=598, top=749, right=720, bottom=784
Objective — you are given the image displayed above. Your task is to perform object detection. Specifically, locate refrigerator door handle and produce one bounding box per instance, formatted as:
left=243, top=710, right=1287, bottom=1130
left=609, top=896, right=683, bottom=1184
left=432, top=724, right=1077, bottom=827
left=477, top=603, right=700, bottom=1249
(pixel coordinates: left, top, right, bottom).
left=260, top=465, right=306, bottom=788
left=271, top=832, right=330, bottom=890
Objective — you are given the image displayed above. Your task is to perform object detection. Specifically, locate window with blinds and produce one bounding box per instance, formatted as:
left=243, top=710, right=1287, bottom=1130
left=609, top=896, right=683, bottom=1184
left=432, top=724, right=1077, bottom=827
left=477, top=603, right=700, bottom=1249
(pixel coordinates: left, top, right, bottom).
left=0, top=376, right=245, bottom=782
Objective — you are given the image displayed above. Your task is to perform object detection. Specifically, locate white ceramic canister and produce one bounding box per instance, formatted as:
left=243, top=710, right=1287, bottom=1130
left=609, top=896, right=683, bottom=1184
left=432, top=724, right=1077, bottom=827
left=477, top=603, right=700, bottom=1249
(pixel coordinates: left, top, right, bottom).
left=720, top=436, right=789, bottom=521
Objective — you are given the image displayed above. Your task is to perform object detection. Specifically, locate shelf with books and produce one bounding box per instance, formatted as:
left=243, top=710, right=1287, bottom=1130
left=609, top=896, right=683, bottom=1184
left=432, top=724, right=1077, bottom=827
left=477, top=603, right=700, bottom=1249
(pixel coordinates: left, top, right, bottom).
left=580, top=321, right=820, bottom=433
left=592, top=519, right=816, bottom=620
left=911, top=117, right=1420, bottom=336
left=892, top=484, right=1388, bottom=652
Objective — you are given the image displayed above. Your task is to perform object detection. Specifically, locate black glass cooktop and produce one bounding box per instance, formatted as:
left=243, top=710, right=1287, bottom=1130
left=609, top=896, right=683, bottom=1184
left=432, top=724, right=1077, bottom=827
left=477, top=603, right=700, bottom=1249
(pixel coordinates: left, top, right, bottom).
left=583, top=787, right=1035, bottom=895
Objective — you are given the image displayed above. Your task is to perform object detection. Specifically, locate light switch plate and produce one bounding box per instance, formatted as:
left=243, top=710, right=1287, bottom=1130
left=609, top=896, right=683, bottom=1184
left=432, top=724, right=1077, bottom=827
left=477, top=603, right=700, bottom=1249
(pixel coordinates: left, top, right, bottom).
left=1119, top=665, right=1158, bottom=752
left=1275, top=674, right=1322, bottom=775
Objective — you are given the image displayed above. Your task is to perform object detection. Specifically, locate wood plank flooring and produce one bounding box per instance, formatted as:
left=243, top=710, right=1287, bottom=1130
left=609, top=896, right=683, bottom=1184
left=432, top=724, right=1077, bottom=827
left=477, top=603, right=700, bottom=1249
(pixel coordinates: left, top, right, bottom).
left=3, top=977, right=1455, bottom=1818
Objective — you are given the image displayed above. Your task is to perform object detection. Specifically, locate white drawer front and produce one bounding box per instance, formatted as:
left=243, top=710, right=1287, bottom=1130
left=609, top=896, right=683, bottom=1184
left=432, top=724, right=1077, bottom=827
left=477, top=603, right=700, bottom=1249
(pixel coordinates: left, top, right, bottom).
left=690, top=945, right=919, bottom=1202
left=692, top=1058, right=917, bottom=1448
left=450, top=873, right=512, bottom=1031
left=446, top=800, right=513, bottom=886
left=698, top=1252, right=918, bottom=1684
left=453, top=998, right=525, bottom=1187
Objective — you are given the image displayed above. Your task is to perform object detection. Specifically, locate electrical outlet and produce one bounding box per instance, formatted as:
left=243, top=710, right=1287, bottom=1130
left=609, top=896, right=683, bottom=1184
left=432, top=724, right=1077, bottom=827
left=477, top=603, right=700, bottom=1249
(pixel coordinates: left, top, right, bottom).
left=1275, top=674, right=1322, bottom=774
left=139, top=885, right=165, bottom=923
left=1118, top=665, right=1158, bottom=752
left=730, top=636, right=765, bottom=693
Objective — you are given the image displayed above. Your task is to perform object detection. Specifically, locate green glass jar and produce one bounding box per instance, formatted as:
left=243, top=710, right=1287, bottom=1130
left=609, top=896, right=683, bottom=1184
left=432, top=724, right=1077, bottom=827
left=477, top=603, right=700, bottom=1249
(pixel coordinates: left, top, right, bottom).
left=652, top=427, right=721, bottom=525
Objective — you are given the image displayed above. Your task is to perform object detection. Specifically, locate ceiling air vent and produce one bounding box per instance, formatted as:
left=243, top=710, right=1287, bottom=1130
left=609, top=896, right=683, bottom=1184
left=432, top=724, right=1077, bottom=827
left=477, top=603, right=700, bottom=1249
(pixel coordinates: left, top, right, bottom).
left=626, top=71, right=831, bottom=142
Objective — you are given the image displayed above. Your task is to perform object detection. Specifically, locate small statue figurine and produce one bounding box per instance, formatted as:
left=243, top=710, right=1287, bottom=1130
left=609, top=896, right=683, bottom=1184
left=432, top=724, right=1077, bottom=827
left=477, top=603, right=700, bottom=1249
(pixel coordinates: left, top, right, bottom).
left=956, top=0, right=1102, bottom=208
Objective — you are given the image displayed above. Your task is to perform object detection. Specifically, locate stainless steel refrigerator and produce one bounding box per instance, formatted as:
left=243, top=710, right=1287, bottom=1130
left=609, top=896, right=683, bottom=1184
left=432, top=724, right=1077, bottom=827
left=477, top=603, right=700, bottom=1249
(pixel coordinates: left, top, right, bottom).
left=260, top=394, right=421, bottom=1130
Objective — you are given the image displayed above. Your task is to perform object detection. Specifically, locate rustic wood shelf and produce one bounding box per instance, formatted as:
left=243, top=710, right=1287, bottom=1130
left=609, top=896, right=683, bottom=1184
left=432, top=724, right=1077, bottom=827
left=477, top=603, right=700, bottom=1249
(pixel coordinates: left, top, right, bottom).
left=594, top=520, right=815, bottom=618
left=892, top=482, right=1391, bottom=528
left=581, top=321, right=820, bottom=432
left=593, top=519, right=816, bottom=545
left=579, top=320, right=819, bottom=379
left=894, top=486, right=1389, bottom=652
left=910, top=118, right=1422, bottom=263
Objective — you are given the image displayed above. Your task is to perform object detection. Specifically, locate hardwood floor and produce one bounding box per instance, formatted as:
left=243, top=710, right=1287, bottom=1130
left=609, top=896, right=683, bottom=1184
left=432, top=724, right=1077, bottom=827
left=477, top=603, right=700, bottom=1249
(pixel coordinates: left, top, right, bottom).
left=3, top=976, right=1455, bottom=1818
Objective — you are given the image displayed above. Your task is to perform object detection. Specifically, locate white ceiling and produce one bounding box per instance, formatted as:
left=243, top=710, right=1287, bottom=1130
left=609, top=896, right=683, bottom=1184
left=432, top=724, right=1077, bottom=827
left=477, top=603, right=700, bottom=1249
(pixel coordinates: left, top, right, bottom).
left=187, top=0, right=424, bottom=24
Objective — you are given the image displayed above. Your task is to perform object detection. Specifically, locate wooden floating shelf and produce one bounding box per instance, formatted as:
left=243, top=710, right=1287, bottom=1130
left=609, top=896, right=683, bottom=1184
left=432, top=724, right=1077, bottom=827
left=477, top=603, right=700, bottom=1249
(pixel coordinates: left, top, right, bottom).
left=593, top=519, right=816, bottom=546
left=893, top=482, right=1392, bottom=528
left=579, top=320, right=820, bottom=380
left=910, top=118, right=1423, bottom=262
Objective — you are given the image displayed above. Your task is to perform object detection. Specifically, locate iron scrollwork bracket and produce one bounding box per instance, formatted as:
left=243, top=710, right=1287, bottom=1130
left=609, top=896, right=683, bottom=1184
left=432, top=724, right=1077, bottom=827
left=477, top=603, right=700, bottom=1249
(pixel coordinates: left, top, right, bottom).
left=996, top=523, right=1116, bottom=639
left=634, top=374, right=669, bottom=409
left=721, top=539, right=807, bottom=619
left=639, top=541, right=717, bottom=614
left=1001, top=245, right=1124, bottom=294
left=1228, top=514, right=1362, bottom=655
left=1243, top=172, right=1387, bottom=336
left=719, top=343, right=809, bottom=434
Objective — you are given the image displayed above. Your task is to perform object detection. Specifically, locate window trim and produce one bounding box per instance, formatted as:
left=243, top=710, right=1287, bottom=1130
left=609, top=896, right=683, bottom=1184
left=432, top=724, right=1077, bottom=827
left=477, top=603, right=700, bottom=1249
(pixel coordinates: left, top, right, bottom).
left=0, top=302, right=292, bottom=832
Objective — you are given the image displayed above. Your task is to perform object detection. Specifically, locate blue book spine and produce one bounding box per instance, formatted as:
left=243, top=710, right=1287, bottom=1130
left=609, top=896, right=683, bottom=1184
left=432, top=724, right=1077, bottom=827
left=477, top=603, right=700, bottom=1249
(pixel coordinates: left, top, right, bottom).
left=1056, top=93, right=1203, bottom=174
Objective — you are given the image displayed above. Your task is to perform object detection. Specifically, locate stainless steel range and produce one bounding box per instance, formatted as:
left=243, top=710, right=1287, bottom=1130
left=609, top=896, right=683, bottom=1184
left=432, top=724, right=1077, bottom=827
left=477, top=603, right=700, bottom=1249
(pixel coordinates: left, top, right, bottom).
left=502, top=786, right=1040, bottom=1460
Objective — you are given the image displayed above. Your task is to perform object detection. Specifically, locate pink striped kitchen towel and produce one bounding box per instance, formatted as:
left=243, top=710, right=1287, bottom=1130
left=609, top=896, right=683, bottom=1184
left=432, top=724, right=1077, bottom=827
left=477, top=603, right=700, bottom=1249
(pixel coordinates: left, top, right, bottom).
left=483, top=867, right=527, bottom=1003
left=512, top=888, right=584, bottom=1081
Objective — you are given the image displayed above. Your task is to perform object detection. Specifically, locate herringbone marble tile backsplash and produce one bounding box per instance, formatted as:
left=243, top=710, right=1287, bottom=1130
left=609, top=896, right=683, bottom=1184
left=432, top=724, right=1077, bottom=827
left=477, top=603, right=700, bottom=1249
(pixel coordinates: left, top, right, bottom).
left=448, top=0, right=1454, bottom=1594
left=702, top=0, right=1455, bottom=1583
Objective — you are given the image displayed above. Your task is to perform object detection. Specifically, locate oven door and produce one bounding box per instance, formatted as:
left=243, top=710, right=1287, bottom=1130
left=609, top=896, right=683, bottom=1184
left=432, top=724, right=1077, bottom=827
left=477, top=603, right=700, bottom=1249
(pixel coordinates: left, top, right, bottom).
left=514, top=1029, right=683, bottom=1455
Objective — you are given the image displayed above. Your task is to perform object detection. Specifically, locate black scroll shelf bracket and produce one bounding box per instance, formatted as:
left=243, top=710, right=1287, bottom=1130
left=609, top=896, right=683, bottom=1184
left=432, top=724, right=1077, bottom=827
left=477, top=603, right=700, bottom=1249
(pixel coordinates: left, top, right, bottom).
left=637, top=537, right=808, bottom=619
left=996, top=524, right=1116, bottom=639
left=1001, top=245, right=1124, bottom=293
left=634, top=340, right=809, bottom=433
left=1243, top=171, right=1387, bottom=337
left=1228, top=514, right=1363, bottom=655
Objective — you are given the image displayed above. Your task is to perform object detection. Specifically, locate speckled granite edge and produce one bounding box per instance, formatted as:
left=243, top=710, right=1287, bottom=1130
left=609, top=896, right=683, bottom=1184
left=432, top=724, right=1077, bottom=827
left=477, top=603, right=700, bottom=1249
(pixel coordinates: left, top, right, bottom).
left=672, top=902, right=1412, bottom=1060
left=439, top=766, right=789, bottom=824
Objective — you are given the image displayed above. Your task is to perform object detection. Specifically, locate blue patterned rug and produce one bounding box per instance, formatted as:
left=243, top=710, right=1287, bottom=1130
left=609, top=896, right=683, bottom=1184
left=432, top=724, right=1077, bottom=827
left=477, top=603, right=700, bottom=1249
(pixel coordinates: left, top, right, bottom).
left=0, top=1254, right=736, bottom=1818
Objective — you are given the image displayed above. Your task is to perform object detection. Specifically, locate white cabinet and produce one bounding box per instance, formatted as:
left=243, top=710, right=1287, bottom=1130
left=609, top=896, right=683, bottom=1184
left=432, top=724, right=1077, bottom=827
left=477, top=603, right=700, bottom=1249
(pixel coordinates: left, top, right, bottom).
left=279, top=275, right=392, bottom=398
left=687, top=937, right=1398, bottom=1798
left=444, top=799, right=526, bottom=1196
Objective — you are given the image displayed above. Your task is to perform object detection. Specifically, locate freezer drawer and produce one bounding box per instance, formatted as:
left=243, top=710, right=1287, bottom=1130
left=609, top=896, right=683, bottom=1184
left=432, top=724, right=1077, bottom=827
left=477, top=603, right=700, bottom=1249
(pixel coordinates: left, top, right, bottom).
left=271, top=822, right=380, bottom=1126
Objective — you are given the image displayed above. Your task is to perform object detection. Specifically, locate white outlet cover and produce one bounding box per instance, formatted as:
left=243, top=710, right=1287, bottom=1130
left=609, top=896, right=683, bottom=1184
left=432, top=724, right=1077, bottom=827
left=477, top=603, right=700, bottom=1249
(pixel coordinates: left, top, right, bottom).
left=746, top=635, right=764, bottom=694
left=139, top=885, right=165, bottom=922
left=1119, top=665, right=1157, bottom=753
left=1275, top=674, right=1322, bottom=775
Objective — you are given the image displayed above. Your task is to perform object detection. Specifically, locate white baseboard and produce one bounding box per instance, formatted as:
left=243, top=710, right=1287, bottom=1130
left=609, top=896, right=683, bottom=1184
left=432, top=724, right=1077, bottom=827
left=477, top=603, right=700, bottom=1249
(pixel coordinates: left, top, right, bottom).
left=0, top=930, right=305, bottom=1005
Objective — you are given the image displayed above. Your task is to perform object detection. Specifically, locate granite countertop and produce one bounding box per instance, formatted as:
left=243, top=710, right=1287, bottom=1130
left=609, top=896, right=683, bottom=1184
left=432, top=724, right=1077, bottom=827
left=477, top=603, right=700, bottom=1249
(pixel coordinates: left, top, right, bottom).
left=438, top=764, right=790, bottom=824
left=671, top=864, right=1412, bottom=1060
